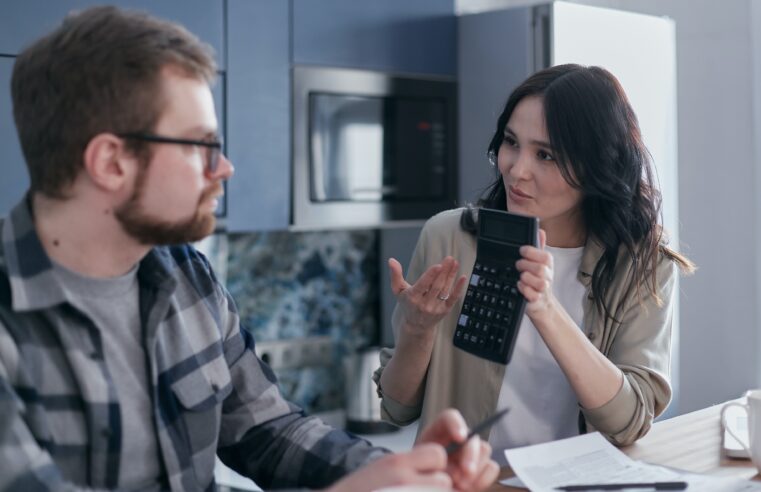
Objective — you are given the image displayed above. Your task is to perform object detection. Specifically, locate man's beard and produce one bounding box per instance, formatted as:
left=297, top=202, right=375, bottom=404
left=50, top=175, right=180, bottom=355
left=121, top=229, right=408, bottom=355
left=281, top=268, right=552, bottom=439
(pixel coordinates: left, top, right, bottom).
left=115, top=166, right=220, bottom=246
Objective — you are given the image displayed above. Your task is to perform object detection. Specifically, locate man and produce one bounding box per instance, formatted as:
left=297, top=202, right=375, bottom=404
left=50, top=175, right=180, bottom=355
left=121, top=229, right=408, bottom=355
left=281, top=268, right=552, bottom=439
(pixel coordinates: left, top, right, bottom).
left=0, top=6, right=498, bottom=492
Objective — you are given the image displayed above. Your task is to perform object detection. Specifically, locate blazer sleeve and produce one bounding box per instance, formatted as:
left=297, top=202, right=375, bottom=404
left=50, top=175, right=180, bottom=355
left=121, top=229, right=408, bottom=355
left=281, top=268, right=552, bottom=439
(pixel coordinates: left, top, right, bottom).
left=580, top=254, right=677, bottom=446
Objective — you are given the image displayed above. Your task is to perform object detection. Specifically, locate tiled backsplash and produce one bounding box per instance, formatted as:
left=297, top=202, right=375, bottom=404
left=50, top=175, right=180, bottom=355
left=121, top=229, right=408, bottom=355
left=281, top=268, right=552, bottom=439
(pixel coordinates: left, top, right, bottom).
left=218, top=229, right=380, bottom=413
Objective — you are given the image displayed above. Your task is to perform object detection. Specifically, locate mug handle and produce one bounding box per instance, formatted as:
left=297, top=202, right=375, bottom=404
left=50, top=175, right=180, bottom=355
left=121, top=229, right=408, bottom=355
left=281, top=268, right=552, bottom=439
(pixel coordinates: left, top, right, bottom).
left=721, top=401, right=751, bottom=456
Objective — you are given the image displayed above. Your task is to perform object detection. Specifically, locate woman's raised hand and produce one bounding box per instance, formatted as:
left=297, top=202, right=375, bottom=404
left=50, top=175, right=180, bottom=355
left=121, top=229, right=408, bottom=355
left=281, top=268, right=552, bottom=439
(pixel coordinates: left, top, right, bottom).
left=388, top=256, right=468, bottom=338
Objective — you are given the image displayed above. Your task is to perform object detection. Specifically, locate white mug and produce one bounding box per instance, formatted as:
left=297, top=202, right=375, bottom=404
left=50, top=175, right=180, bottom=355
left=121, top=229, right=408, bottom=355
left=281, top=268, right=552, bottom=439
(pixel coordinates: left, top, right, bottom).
left=721, top=390, right=761, bottom=470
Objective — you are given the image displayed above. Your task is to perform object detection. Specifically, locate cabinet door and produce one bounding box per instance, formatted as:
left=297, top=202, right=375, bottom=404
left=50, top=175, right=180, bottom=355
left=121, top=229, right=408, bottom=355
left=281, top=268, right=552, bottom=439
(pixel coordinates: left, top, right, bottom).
left=0, top=1, right=224, bottom=67
left=0, top=56, right=27, bottom=216
left=225, top=0, right=290, bottom=232
left=293, top=0, right=456, bottom=76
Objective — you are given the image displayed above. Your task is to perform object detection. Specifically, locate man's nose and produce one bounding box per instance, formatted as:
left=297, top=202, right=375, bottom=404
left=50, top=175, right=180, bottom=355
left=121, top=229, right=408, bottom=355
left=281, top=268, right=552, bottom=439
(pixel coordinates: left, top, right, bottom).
left=211, top=154, right=234, bottom=180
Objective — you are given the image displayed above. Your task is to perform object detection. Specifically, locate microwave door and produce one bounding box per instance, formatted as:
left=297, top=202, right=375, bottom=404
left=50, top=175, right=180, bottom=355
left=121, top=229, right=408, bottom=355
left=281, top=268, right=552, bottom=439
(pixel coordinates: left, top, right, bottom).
left=310, top=94, right=385, bottom=202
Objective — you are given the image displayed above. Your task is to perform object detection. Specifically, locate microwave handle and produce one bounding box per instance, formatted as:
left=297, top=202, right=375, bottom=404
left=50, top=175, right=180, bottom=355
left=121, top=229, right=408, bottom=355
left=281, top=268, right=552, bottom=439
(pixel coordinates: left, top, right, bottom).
left=352, top=186, right=398, bottom=195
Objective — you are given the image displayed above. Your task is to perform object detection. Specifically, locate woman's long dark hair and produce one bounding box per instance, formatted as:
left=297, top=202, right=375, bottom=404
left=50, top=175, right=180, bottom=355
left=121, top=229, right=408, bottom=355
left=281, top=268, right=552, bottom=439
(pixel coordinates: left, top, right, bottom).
left=461, top=64, right=694, bottom=320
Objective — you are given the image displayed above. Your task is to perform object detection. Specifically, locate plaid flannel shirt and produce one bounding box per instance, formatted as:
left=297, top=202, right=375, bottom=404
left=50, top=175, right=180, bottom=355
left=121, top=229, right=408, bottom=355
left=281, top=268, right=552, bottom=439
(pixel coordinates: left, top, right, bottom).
left=0, top=197, right=386, bottom=491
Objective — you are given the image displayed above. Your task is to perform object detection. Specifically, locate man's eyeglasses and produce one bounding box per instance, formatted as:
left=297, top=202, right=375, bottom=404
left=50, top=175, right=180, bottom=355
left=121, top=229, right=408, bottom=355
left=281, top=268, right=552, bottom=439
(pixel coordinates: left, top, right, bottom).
left=118, top=132, right=224, bottom=174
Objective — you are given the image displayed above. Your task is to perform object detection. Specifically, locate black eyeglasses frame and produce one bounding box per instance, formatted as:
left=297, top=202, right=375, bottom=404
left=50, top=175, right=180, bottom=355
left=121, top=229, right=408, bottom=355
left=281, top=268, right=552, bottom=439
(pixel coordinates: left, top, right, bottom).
left=117, top=132, right=224, bottom=174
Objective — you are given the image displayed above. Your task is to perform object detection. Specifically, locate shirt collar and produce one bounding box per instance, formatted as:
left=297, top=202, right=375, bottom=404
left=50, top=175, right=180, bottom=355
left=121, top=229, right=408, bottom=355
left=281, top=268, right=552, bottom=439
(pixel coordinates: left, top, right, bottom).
left=1, top=195, right=177, bottom=312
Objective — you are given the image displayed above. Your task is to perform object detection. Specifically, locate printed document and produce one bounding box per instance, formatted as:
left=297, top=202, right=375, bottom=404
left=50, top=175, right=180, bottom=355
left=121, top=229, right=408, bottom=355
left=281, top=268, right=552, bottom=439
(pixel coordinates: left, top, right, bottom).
left=503, top=432, right=761, bottom=491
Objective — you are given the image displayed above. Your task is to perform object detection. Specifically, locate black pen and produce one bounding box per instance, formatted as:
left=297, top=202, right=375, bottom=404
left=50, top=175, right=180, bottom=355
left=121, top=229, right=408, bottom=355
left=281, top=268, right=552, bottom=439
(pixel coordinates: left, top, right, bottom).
left=444, top=407, right=510, bottom=455
left=555, top=481, right=688, bottom=491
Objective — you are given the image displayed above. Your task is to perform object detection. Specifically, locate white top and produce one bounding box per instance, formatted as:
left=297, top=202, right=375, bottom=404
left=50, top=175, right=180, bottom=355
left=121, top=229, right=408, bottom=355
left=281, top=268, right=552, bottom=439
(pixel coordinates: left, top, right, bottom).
left=488, top=245, right=586, bottom=463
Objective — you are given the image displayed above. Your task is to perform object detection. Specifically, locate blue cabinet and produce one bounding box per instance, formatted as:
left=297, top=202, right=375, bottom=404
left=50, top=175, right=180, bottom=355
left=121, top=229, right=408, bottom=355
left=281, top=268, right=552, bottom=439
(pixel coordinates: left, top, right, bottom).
left=293, top=0, right=456, bottom=76
left=225, top=0, right=290, bottom=232
left=0, top=1, right=224, bottom=67
left=0, top=56, right=26, bottom=214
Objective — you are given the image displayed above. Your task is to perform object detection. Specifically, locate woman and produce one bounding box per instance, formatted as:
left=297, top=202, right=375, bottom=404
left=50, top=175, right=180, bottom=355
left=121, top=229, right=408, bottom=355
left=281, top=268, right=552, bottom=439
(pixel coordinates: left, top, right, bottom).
left=373, top=64, right=695, bottom=454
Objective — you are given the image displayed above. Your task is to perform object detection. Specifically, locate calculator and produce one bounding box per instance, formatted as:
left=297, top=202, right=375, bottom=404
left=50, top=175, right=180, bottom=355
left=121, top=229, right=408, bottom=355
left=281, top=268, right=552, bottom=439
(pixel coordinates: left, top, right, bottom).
left=453, top=208, right=539, bottom=364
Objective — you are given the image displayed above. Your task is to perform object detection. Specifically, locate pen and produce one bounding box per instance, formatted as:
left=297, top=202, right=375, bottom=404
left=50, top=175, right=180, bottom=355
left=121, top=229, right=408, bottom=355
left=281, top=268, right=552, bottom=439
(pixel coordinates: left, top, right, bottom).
left=555, top=481, right=688, bottom=491
left=444, top=407, right=510, bottom=455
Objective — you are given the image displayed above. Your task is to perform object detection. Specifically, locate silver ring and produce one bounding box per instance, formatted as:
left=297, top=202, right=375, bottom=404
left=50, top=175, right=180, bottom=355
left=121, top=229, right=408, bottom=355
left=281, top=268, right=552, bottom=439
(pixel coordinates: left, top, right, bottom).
left=437, top=293, right=450, bottom=301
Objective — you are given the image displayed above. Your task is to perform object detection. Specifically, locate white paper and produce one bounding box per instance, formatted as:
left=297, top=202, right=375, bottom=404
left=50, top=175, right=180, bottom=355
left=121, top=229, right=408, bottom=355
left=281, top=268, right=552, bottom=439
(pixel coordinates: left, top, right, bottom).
left=504, top=433, right=679, bottom=491
left=499, top=476, right=527, bottom=489
left=503, top=432, right=761, bottom=491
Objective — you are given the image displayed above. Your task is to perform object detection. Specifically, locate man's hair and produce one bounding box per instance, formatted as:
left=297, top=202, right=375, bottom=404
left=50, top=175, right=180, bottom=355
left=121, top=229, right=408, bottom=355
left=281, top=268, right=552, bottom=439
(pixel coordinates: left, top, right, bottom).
left=11, top=5, right=217, bottom=198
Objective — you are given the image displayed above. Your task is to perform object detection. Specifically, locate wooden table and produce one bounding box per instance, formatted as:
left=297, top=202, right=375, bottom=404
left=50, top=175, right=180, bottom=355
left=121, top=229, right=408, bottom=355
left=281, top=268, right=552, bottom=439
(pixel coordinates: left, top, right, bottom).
left=486, top=400, right=759, bottom=491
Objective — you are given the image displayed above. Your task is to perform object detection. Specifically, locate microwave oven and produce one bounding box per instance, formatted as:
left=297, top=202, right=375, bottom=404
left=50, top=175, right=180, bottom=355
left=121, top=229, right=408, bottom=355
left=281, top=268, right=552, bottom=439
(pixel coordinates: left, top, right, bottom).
left=292, top=65, right=457, bottom=229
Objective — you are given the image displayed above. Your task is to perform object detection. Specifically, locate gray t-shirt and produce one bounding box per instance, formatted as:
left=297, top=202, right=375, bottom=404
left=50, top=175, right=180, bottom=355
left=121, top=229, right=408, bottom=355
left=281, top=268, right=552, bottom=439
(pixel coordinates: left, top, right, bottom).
left=53, top=262, right=164, bottom=491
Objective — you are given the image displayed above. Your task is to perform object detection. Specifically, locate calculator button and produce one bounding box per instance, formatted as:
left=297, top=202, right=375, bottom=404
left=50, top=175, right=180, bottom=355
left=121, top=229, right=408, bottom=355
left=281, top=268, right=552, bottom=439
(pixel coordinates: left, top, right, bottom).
left=458, top=314, right=469, bottom=326
left=474, top=263, right=482, bottom=272
left=470, top=274, right=480, bottom=286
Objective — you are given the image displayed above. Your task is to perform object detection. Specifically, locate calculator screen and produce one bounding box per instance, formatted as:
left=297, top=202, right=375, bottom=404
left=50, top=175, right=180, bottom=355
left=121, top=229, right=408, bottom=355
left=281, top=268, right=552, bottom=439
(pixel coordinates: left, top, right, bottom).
left=482, top=217, right=528, bottom=244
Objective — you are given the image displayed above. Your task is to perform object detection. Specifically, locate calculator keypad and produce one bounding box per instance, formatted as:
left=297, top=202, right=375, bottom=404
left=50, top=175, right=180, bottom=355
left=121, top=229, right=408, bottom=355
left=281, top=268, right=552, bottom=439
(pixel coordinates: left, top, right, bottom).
left=451, top=208, right=537, bottom=364
left=453, top=260, right=524, bottom=363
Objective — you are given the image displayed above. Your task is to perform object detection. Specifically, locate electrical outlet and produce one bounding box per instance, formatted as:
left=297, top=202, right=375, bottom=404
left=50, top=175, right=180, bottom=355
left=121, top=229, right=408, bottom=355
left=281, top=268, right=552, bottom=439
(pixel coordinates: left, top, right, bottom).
left=256, top=336, right=334, bottom=370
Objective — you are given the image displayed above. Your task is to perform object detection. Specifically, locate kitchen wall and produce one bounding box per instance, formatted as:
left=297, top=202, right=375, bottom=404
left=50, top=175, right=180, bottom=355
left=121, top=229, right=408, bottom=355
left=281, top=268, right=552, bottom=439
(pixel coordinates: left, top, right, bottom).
left=460, top=0, right=761, bottom=414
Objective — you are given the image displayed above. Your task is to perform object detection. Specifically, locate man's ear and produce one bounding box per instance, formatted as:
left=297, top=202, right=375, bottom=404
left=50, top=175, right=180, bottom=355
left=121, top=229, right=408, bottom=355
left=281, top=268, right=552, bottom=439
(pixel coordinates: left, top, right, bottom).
left=82, top=133, right=136, bottom=191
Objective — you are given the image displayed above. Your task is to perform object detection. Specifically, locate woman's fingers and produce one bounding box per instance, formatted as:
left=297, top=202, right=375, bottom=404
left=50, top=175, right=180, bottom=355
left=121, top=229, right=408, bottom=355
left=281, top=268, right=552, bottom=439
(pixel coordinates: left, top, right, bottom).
left=428, top=257, right=459, bottom=301
left=445, top=274, right=468, bottom=309
left=410, top=263, right=443, bottom=299
left=518, top=245, right=552, bottom=263
left=388, top=258, right=411, bottom=295
left=519, top=269, right=549, bottom=292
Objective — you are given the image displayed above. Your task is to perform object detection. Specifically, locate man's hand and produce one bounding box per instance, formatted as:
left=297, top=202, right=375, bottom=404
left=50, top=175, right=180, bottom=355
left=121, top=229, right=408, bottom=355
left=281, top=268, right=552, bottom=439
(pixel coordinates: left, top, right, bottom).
left=327, top=409, right=498, bottom=492
left=326, top=443, right=452, bottom=492
left=418, top=409, right=500, bottom=492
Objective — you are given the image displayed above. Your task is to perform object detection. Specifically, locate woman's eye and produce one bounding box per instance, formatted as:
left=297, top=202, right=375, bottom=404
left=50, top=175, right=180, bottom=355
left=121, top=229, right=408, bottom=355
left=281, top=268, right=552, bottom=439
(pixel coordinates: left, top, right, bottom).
left=537, top=149, right=555, bottom=162
left=503, top=135, right=518, bottom=147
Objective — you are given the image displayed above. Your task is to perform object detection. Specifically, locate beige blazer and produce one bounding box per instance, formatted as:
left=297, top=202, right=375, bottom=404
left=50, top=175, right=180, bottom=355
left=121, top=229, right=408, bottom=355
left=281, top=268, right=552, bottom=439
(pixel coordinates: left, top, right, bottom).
left=373, top=208, right=676, bottom=446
